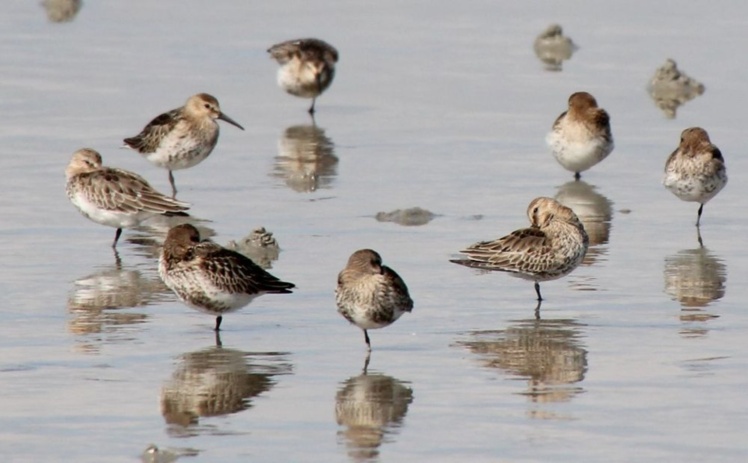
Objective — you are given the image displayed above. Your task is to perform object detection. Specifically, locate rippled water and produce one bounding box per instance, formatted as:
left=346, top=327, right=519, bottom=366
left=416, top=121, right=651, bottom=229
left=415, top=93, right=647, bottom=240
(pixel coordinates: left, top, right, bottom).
left=2, top=0, right=748, bottom=462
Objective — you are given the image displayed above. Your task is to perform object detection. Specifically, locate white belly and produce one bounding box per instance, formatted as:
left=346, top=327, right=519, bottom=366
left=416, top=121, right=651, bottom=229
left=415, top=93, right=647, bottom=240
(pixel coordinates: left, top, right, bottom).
left=547, top=130, right=613, bottom=173
left=144, top=131, right=216, bottom=171
left=71, top=193, right=152, bottom=229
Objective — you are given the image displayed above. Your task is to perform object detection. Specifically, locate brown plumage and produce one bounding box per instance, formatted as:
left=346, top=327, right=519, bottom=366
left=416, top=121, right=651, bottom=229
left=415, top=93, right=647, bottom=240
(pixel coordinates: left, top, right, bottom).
left=663, top=127, right=727, bottom=227
left=451, top=197, right=589, bottom=301
left=336, top=249, right=413, bottom=350
left=547, top=91, right=614, bottom=179
left=268, top=38, right=339, bottom=114
left=65, top=148, right=189, bottom=248
left=124, top=93, right=244, bottom=196
left=159, top=224, right=294, bottom=331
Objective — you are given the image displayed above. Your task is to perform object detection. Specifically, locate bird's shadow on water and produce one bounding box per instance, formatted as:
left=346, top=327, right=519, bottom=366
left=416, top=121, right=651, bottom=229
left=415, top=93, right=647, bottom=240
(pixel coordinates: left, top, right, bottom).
left=454, top=317, right=588, bottom=419
left=160, top=333, right=293, bottom=437
left=66, top=252, right=171, bottom=354
left=334, top=354, right=414, bottom=462
left=125, top=213, right=216, bottom=260
left=270, top=122, right=338, bottom=194
left=663, top=233, right=726, bottom=339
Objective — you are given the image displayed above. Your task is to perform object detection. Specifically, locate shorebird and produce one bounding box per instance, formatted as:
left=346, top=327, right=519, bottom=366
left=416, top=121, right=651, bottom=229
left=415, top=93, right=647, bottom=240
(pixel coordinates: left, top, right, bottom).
left=65, top=148, right=189, bottom=248
left=336, top=249, right=413, bottom=351
left=268, top=38, right=338, bottom=114
left=546, top=92, right=614, bottom=179
left=123, top=93, right=244, bottom=196
left=663, top=127, right=727, bottom=227
left=451, top=197, right=589, bottom=302
left=159, top=224, right=295, bottom=331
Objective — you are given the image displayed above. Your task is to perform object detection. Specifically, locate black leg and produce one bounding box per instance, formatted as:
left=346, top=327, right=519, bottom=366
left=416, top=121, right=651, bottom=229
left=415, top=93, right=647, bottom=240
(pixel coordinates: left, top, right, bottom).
left=364, top=329, right=371, bottom=351
left=534, top=282, right=543, bottom=301
left=534, top=298, right=542, bottom=320
left=308, top=98, right=317, bottom=115
left=112, top=228, right=123, bottom=248
left=697, top=227, right=704, bottom=248
left=168, top=170, right=177, bottom=197
left=696, top=204, right=704, bottom=227
left=214, top=330, right=223, bottom=348
left=574, top=172, right=581, bottom=181
left=362, top=351, right=371, bottom=374
left=214, top=315, right=223, bottom=331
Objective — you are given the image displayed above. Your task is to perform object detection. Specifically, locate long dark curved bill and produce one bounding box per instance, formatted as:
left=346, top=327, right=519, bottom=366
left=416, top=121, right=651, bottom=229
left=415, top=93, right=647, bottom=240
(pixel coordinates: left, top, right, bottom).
left=217, top=112, right=245, bottom=130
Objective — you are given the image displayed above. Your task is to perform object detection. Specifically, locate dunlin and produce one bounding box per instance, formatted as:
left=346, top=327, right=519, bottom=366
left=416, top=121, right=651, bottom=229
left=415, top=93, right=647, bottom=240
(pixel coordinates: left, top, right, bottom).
left=65, top=148, right=189, bottom=248
left=451, top=197, right=589, bottom=302
left=159, top=224, right=295, bottom=331
left=663, top=127, right=727, bottom=227
left=268, top=38, right=338, bottom=114
left=336, top=249, right=413, bottom=350
left=546, top=92, right=614, bottom=179
left=123, top=93, right=244, bottom=196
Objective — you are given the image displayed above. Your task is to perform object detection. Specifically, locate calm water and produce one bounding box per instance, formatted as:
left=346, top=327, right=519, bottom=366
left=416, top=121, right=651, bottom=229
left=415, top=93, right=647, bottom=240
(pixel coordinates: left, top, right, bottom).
left=1, top=1, right=747, bottom=462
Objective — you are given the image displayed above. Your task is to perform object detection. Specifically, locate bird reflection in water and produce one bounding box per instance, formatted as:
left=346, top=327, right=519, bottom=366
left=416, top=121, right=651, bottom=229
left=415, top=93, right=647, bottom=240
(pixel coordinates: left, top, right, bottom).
left=41, top=0, right=81, bottom=22
left=533, top=24, right=578, bottom=72
left=67, top=255, right=170, bottom=354
left=664, top=244, right=726, bottom=338
left=335, top=366, right=414, bottom=462
left=457, top=318, right=587, bottom=419
left=161, top=339, right=292, bottom=436
left=271, top=124, right=338, bottom=193
left=126, top=213, right=216, bottom=260
left=555, top=180, right=613, bottom=291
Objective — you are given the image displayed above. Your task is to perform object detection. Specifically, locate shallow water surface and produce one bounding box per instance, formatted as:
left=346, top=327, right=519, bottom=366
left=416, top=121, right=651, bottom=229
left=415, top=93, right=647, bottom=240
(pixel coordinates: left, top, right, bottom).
left=1, top=0, right=748, bottom=462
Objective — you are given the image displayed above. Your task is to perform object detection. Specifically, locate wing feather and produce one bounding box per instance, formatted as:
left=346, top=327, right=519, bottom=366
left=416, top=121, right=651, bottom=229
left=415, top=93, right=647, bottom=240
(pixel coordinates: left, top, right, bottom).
left=451, top=227, right=555, bottom=274
left=194, top=242, right=295, bottom=296
left=124, top=109, right=182, bottom=153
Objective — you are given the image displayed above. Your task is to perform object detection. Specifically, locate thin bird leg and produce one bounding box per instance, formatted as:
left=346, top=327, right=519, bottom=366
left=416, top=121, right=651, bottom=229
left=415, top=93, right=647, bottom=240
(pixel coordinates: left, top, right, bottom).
left=534, top=299, right=542, bottom=320
left=534, top=282, right=543, bottom=301
left=697, top=227, right=704, bottom=249
left=308, top=72, right=322, bottom=115
left=214, top=331, right=223, bottom=348
left=112, top=228, right=123, bottom=248
left=168, top=170, right=177, bottom=197
left=696, top=204, right=704, bottom=227
left=364, top=329, right=371, bottom=351
left=214, top=315, right=223, bottom=331
left=574, top=172, right=581, bottom=181
left=362, top=351, right=371, bottom=374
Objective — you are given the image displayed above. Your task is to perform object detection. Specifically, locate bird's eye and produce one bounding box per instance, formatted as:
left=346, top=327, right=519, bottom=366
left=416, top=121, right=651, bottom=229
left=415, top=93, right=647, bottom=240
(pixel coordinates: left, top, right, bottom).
left=533, top=207, right=539, bottom=214
left=204, top=103, right=211, bottom=109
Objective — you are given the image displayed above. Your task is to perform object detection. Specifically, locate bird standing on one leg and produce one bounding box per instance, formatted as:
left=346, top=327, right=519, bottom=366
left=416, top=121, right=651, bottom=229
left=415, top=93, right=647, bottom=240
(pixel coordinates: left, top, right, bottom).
left=451, top=197, right=588, bottom=306
left=663, top=127, right=727, bottom=227
left=268, top=38, right=338, bottom=115
left=159, top=224, right=295, bottom=331
left=65, top=148, right=189, bottom=248
left=123, top=93, right=244, bottom=197
left=546, top=92, right=614, bottom=179
left=336, top=249, right=413, bottom=351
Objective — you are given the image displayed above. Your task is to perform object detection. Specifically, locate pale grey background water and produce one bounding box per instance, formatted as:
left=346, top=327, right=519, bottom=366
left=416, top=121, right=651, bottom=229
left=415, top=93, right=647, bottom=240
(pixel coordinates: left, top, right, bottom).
left=1, top=1, right=747, bottom=462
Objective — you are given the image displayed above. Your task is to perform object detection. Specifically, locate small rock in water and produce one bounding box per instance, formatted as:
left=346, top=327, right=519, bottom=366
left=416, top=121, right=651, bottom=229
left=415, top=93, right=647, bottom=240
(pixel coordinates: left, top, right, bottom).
left=141, top=444, right=199, bottom=463
left=375, top=207, right=437, bottom=226
left=648, top=59, right=705, bottom=119
left=226, top=227, right=281, bottom=269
